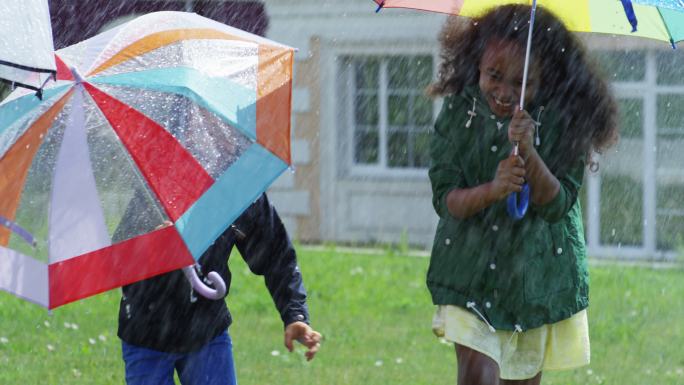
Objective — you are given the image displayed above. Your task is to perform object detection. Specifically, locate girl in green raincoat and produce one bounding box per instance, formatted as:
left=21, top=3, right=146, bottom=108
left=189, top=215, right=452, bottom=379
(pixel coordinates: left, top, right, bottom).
left=427, top=5, right=618, bottom=384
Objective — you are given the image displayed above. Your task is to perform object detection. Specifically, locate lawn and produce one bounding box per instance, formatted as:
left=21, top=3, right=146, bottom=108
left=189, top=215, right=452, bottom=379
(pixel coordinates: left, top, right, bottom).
left=0, top=246, right=683, bottom=384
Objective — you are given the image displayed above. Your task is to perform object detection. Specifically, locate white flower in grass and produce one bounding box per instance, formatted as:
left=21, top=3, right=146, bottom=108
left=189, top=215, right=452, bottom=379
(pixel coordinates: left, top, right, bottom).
left=374, top=360, right=383, bottom=367
left=88, top=338, right=96, bottom=345
left=0, top=337, right=8, bottom=344
left=46, top=344, right=55, bottom=352
left=72, top=369, right=82, bottom=378
left=43, top=321, right=50, bottom=328
left=395, top=357, right=403, bottom=364
left=270, top=350, right=280, bottom=356
left=586, top=369, right=593, bottom=375
left=71, top=323, right=79, bottom=330
left=63, top=322, right=71, bottom=329
left=98, top=334, right=107, bottom=342
left=676, top=368, right=683, bottom=376
left=350, top=266, right=364, bottom=276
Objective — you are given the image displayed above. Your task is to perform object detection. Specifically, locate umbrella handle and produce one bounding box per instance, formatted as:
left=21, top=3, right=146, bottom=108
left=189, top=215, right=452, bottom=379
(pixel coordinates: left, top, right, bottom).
left=507, top=183, right=530, bottom=220
left=182, top=265, right=227, bottom=300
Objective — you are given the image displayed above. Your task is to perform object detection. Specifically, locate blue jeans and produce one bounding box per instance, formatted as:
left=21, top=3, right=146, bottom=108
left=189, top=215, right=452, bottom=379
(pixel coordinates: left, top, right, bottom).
left=121, top=331, right=237, bottom=385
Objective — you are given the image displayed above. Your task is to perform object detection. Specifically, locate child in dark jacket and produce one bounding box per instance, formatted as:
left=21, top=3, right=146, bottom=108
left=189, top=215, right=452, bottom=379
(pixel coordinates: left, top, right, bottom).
left=427, top=5, right=618, bottom=384
left=116, top=193, right=321, bottom=385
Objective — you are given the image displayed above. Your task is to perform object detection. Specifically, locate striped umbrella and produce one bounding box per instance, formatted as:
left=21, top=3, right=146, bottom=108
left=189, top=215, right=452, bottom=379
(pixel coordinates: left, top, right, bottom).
left=373, top=0, right=684, bottom=48
left=0, top=11, right=294, bottom=309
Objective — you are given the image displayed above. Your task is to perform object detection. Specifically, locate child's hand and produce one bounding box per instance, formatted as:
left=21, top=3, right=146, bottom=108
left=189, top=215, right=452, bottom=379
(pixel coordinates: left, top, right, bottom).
left=284, top=321, right=322, bottom=361
left=491, top=154, right=526, bottom=200
left=508, top=108, right=536, bottom=159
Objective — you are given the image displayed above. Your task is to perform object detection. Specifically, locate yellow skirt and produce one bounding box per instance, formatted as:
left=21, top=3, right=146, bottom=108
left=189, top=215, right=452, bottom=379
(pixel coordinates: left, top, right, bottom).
left=432, top=305, right=590, bottom=380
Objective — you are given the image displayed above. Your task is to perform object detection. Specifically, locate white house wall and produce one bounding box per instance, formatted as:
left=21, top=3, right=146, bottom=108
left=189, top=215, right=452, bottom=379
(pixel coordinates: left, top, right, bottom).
left=264, top=0, right=446, bottom=246
left=263, top=0, right=682, bottom=260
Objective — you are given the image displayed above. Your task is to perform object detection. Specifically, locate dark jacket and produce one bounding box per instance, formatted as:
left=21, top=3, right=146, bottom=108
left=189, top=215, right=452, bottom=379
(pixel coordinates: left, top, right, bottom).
left=117, top=193, right=309, bottom=353
left=427, top=88, right=588, bottom=331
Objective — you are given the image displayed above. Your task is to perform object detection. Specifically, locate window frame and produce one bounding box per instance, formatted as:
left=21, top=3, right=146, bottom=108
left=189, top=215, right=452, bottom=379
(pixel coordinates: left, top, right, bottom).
left=586, top=48, right=684, bottom=259
left=339, top=47, right=440, bottom=179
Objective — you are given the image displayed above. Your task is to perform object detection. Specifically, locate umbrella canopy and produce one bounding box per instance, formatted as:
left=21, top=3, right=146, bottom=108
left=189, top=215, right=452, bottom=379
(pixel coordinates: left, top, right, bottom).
left=373, top=0, right=684, bottom=47
left=0, top=11, right=294, bottom=309
left=0, top=0, right=56, bottom=92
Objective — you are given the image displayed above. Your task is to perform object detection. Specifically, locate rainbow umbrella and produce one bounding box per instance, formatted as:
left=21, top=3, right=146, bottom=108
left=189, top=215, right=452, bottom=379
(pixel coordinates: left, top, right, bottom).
left=374, top=0, right=684, bottom=47
left=0, top=11, right=294, bottom=309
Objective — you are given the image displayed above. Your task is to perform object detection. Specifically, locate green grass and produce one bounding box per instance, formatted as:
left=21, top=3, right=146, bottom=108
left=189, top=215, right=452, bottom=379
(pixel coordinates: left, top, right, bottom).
left=0, top=247, right=683, bottom=384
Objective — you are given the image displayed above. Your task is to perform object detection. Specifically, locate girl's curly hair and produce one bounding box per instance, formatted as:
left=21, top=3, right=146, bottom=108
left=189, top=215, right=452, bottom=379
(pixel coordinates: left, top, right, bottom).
left=429, top=5, right=618, bottom=168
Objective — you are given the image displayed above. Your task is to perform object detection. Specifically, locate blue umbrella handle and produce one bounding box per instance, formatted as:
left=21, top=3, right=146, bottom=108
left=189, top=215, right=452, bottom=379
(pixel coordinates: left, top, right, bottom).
left=182, top=265, right=227, bottom=300
left=507, top=183, right=530, bottom=220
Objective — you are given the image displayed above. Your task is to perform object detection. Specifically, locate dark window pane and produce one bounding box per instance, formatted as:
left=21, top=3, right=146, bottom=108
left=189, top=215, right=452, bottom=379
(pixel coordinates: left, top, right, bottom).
left=354, top=129, right=379, bottom=164
left=412, top=56, right=433, bottom=88
left=413, top=95, right=433, bottom=125
left=657, top=50, right=684, bottom=85
left=656, top=180, right=684, bottom=250
left=600, top=175, right=643, bottom=246
left=388, top=95, right=409, bottom=125
left=387, top=56, right=411, bottom=89
left=657, top=94, right=684, bottom=130
left=412, top=131, right=432, bottom=168
left=388, top=131, right=409, bottom=168
left=355, top=94, right=378, bottom=125
left=592, top=51, right=645, bottom=82
left=656, top=214, right=684, bottom=250
left=355, top=58, right=379, bottom=90
left=617, top=98, right=643, bottom=138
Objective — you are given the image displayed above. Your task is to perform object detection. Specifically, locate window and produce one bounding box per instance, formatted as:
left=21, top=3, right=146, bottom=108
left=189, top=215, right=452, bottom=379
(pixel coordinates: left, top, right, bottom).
left=343, top=55, right=434, bottom=173
left=587, top=48, right=684, bottom=255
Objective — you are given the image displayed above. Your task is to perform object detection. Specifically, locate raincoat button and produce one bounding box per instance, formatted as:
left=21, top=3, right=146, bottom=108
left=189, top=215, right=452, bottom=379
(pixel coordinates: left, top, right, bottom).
left=296, top=314, right=305, bottom=321
left=445, top=238, right=451, bottom=246
left=492, top=225, right=499, bottom=232
left=491, top=145, right=498, bottom=152
left=557, top=247, right=563, bottom=255
left=490, top=263, right=496, bottom=270
left=485, top=301, right=491, bottom=308
left=490, top=114, right=496, bottom=119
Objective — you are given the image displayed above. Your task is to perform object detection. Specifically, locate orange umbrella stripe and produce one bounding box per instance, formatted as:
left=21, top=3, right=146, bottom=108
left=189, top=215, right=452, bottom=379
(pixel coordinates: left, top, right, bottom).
left=89, top=28, right=288, bottom=77
left=257, top=47, right=293, bottom=164
left=0, top=90, right=74, bottom=246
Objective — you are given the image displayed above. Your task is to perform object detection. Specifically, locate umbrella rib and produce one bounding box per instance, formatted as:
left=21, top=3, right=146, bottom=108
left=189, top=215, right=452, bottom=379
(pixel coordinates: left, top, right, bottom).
left=656, top=7, right=678, bottom=48
left=0, top=59, right=57, bottom=75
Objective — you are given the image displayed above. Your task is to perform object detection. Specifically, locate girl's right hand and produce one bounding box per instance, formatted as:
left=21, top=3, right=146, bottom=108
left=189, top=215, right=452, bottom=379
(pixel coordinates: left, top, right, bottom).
left=491, top=154, right=526, bottom=200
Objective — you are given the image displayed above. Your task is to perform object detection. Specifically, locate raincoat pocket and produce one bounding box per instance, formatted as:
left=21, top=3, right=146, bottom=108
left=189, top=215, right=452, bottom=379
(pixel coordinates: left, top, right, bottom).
left=523, top=222, right=576, bottom=302
left=428, top=218, right=483, bottom=294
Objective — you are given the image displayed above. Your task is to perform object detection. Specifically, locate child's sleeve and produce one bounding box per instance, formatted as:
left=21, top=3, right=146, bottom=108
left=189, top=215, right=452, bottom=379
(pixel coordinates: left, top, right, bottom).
left=532, top=153, right=585, bottom=223
left=235, top=194, right=310, bottom=326
left=428, top=97, right=465, bottom=219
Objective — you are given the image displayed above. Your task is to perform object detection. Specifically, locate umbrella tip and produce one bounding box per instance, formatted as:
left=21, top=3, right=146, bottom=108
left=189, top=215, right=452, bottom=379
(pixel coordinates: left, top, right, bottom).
left=69, top=66, right=86, bottom=84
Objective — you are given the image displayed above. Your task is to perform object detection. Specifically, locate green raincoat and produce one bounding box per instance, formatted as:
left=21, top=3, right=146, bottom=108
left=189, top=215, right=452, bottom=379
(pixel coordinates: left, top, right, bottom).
left=427, top=87, right=589, bottom=331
